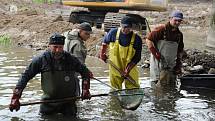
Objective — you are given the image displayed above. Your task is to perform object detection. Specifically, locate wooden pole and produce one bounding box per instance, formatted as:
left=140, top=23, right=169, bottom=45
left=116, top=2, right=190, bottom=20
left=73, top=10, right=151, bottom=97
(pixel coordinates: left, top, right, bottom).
left=107, top=59, right=138, bottom=87
left=19, top=93, right=144, bottom=106
left=20, top=93, right=108, bottom=106
left=92, top=77, right=117, bottom=90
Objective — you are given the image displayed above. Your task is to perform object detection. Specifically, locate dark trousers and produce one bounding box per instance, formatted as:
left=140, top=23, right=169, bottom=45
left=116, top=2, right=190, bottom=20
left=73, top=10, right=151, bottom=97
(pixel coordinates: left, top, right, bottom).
left=40, top=101, right=77, bottom=117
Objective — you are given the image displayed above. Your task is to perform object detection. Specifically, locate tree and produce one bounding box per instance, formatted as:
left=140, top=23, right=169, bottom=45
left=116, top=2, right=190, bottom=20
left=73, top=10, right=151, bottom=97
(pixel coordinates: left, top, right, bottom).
left=206, top=0, right=215, bottom=51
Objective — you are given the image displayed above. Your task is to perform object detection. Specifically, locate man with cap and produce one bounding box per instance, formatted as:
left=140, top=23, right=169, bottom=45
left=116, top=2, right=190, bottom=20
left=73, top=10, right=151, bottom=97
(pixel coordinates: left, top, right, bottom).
left=9, top=33, right=92, bottom=117
left=64, top=22, right=92, bottom=64
left=145, top=10, right=184, bottom=87
left=99, top=16, right=142, bottom=89
left=63, top=22, right=93, bottom=95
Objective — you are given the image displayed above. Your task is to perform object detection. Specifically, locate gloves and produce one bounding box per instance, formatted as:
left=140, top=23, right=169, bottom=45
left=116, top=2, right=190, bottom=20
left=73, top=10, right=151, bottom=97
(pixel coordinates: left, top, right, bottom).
left=174, top=57, right=182, bottom=75
left=9, top=88, right=22, bottom=112
left=88, top=71, right=94, bottom=78
left=99, top=44, right=108, bottom=62
left=149, top=46, right=161, bottom=61
left=175, top=68, right=182, bottom=75
left=124, top=62, right=136, bottom=77
left=81, top=79, right=91, bottom=100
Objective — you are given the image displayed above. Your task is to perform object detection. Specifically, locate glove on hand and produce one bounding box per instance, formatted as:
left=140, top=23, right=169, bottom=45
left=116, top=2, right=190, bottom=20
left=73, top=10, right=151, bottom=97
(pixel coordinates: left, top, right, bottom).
left=149, top=46, right=161, bottom=61
left=174, top=58, right=182, bottom=75
left=81, top=79, right=91, bottom=100
left=99, top=44, right=108, bottom=63
left=88, top=71, right=94, bottom=78
left=175, top=68, right=182, bottom=75
left=124, top=62, right=136, bottom=77
left=9, top=88, right=22, bottom=112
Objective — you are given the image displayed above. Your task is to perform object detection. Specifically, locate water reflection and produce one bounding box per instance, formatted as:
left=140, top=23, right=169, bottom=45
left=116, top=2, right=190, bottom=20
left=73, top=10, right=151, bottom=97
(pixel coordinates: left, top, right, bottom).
left=152, top=87, right=181, bottom=120
left=0, top=47, right=215, bottom=121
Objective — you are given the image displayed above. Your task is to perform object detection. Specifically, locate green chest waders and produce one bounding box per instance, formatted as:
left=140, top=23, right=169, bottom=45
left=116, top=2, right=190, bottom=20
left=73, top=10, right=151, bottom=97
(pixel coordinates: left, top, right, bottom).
left=40, top=71, right=77, bottom=115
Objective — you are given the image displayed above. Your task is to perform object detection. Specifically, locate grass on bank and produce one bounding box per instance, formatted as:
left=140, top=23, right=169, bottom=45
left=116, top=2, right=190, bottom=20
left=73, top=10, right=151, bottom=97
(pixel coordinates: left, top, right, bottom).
left=0, top=35, right=11, bottom=46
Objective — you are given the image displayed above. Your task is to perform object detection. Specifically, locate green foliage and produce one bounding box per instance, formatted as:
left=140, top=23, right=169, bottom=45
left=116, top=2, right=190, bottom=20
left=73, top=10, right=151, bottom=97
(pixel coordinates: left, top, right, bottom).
left=0, top=35, right=11, bottom=46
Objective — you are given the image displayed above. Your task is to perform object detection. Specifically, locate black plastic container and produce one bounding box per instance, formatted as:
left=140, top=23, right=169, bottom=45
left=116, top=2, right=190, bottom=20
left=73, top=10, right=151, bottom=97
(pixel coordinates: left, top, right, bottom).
left=179, top=74, right=215, bottom=89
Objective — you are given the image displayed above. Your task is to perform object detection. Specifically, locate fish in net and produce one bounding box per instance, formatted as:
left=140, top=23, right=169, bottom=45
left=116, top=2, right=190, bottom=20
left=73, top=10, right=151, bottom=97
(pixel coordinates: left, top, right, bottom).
left=109, top=88, right=144, bottom=110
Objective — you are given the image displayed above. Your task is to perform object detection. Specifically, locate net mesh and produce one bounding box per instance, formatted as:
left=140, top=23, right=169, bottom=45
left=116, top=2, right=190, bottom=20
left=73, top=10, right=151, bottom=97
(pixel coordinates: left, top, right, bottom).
left=110, top=88, right=144, bottom=110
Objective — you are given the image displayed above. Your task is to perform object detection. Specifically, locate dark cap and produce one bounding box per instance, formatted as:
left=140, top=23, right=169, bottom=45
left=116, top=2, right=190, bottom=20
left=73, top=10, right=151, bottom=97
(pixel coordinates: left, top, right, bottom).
left=78, top=22, right=92, bottom=33
left=49, top=33, right=65, bottom=45
left=171, top=10, right=183, bottom=20
left=121, top=16, right=133, bottom=28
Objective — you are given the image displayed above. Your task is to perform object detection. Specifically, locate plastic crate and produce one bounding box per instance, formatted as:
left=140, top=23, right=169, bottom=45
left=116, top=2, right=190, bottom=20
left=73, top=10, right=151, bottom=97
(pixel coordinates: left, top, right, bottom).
left=179, top=74, right=215, bottom=89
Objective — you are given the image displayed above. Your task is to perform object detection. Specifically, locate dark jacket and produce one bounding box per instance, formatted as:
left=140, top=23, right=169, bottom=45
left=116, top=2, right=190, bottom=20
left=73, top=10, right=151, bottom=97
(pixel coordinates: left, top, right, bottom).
left=16, top=50, right=90, bottom=90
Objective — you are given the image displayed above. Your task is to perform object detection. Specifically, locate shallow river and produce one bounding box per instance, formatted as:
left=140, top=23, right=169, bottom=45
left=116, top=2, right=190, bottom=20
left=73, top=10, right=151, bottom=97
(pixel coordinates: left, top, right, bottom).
left=0, top=46, right=215, bottom=121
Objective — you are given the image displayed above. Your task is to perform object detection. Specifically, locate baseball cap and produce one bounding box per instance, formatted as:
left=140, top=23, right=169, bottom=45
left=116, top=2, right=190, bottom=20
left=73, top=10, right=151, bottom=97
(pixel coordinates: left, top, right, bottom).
left=121, top=16, right=133, bottom=28
left=171, top=10, right=183, bottom=20
left=49, top=33, right=65, bottom=45
left=78, top=22, right=92, bottom=33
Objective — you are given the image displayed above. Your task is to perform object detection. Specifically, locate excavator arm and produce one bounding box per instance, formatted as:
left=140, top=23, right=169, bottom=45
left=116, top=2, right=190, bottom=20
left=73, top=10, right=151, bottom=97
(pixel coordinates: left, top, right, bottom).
left=62, top=0, right=167, bottom=12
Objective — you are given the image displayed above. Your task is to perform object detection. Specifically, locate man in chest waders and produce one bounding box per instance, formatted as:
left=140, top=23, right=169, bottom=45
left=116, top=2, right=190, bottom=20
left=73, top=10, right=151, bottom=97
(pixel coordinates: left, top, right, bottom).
left=146, top=10, right=184, bottom=88
left=63, top=22, right=93, bottom=96
left=99, top=16, right=143, bottom=89
left=9, top=33, right=92, bottom=117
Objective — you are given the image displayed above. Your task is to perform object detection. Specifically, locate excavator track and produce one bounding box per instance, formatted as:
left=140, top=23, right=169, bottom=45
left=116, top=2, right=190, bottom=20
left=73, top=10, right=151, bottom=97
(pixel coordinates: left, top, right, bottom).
left=69, top=10, right=106, bottom=28
left=104, top=13, right=148, bottom=34
left=103, top=13, right=124, bottom=32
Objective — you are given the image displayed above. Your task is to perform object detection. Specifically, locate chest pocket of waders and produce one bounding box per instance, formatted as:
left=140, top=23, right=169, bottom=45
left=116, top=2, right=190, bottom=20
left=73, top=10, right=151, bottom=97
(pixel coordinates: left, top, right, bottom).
left=41, top=71, right=76, bottom=99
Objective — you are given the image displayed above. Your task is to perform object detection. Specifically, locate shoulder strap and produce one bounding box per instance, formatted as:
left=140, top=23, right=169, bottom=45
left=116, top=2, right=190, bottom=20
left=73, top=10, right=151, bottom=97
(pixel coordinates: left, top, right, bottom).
left=116, top=28, right=121, bottom=42
left=64, top=31, right=72, bottom=52
left=67, top=31, right=73, bottom=52
left=163, top=24, right=167, bottom=41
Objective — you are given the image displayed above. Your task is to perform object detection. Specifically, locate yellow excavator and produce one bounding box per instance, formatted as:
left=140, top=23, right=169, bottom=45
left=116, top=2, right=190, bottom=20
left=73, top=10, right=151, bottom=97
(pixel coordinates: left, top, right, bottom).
left=62, top=0, right=168, bottom=32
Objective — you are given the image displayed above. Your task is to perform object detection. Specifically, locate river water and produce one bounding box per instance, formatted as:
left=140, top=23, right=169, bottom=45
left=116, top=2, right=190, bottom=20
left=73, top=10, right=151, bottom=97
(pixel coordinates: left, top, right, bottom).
left=0, top=46, right=215, bottom=121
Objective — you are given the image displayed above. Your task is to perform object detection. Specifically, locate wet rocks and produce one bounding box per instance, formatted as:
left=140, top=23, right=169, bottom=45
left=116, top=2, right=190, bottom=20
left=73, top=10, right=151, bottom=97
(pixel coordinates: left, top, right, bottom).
left=182, top=49, right=215, bottom=74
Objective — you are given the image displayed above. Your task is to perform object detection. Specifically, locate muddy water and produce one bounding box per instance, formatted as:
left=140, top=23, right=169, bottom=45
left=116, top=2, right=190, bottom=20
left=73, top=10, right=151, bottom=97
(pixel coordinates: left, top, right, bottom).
left=0, top=46, right=215, bottom=121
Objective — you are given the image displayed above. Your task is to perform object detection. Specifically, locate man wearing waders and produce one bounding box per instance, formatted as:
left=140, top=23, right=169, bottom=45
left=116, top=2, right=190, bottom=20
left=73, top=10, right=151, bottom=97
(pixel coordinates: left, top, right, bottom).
left=9, top=33, right=92, bottom=117
left=63, top=22, right=93, bottom=96
left=146, top=10, right=184, bottom=87
left=99, top=16, right=142, bottom=89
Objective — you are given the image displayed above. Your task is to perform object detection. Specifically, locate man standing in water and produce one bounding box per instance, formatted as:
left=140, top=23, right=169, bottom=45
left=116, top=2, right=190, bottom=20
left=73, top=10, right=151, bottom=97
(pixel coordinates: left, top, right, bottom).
left=63, top=22, right=93, bottom=96
left=9, top=33, right=92, bottom=117
left=99, top=16, right=142, bottom=89
left=145, top=10, right=184, bottom=86
left=63, top=22, right=92, bottom=64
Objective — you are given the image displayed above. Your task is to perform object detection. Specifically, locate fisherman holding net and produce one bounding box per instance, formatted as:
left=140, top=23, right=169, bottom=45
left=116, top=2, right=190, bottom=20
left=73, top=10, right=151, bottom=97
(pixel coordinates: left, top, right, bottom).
left=99, top=16, right=142, bottom=89
left=99, top=16, right=144, bottom=110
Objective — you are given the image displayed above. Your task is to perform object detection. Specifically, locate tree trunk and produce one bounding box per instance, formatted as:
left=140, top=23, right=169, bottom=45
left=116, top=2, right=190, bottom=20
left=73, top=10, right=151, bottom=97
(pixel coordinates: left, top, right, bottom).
left=206, top=0, right=215, bottom=52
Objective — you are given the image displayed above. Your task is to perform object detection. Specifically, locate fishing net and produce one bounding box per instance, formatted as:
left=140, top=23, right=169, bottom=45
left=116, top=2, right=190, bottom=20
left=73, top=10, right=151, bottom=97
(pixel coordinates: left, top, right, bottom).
left=109, top=88, right=144, bottom=110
